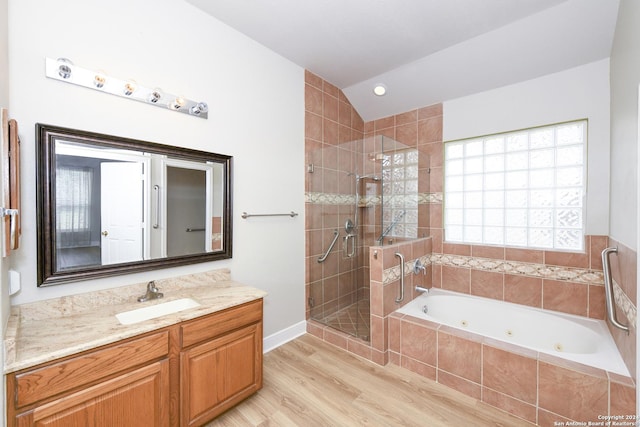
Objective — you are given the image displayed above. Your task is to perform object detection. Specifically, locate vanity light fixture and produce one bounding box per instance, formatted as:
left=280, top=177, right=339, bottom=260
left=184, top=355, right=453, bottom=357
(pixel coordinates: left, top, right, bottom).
left=373, top=84, right=387, bottom=96
left=44, top=57, right=209, bottom=119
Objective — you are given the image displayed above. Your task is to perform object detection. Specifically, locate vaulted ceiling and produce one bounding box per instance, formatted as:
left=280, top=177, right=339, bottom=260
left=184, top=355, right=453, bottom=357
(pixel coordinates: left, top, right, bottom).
left=185, top=0, right=620, bottom=121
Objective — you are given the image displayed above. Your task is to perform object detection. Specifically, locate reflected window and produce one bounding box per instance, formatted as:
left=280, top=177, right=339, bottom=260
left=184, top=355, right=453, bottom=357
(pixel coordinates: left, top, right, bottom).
left=56, top=166, right=94, bottom=247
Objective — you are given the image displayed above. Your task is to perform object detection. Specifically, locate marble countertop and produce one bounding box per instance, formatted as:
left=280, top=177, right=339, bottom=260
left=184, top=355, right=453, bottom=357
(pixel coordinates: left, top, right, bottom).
left=4, top=268, right=267, bottom=374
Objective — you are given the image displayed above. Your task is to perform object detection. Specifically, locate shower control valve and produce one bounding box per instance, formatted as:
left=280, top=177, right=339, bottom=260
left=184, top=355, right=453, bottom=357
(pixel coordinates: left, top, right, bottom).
left=413, top=259, right=427, bottom=275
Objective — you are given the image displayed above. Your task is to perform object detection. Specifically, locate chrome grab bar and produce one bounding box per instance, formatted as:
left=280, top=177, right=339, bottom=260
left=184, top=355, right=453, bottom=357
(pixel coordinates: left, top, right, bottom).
left=153, top=185, right=160, bottom=229
left=318, top=229, right=339, bottom=263
left=395, top=252, right=405, bottom=303
left=601, top=247, right=629, bottom=334
left=343, top=234, right=356, bottom=258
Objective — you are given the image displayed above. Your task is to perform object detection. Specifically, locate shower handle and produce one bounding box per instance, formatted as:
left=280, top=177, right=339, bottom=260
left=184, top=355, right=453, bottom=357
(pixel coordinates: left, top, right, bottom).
left=395, top=252, right=405, bottom=303
left=344, top=234, right=356, bottom=258
left=413, top=259, right=427, bottom=275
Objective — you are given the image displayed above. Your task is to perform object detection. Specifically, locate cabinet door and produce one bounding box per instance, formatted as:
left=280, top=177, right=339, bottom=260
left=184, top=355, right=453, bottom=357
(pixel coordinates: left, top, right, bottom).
left=18, top=360, right=169, bottom=427
left=180, top=323, right=262, bottom=427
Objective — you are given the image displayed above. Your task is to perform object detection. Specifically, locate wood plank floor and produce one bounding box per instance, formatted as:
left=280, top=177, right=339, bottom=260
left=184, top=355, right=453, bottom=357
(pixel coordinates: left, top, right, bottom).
left=206, top=334, right=535, bottom=426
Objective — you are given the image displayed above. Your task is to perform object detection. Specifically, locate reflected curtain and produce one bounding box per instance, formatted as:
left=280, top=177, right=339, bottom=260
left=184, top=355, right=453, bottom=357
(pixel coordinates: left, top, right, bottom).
left=56, top=166, right=93, bottom=248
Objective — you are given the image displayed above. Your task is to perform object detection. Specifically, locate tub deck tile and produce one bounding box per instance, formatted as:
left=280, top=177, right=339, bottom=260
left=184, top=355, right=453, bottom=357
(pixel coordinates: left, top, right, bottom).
left=482, top=337, right=538, bottom=359
left=538, top=361, right=609, bottom=422
left=537, top=352, right=608, bottom=379
left=400, top=355, right=436, bottom=381
left=438, top=331, right=482, bottom=383
left=437, top=370, right=481, bottom=400
left=482, top=387, right=537, bottom=424
left=610, top=380, right=636, bottom=417
left=438, top=324, right=484, bottom=344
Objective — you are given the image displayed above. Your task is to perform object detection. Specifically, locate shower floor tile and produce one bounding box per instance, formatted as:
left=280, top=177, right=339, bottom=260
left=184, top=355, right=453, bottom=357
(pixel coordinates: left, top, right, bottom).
left=323, top=300, right=370, bottom=341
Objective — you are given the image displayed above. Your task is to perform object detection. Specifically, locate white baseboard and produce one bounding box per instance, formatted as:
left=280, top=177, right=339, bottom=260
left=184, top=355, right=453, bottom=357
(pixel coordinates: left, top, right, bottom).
left=263, top=320, right=307, bottom=353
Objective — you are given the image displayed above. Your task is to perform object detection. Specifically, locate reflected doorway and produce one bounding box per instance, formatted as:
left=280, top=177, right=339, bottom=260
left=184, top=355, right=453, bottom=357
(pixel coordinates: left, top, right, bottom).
left=166, top=167, right=207, bottom=257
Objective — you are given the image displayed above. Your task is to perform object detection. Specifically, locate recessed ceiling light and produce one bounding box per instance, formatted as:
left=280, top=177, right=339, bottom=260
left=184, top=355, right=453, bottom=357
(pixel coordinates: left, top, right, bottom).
left=373, top=84, right=387, bottom=96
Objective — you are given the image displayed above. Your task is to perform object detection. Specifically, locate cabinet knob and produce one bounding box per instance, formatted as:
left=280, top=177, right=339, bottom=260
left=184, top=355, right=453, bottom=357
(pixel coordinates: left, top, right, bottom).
left=101, top=231, right=109, bottom=236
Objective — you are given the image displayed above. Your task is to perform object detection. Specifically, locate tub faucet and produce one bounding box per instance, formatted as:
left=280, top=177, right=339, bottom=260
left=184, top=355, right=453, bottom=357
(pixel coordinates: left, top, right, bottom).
left=138, top=281, right=164, bottom=302
left=415, top=286, right=430, bottom=293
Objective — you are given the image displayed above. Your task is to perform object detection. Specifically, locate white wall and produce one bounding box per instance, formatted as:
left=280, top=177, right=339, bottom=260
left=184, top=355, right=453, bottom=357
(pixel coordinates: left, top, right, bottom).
left=7, top=0, right=306, bottom=338
left=610, top=0, right=639, bottom=251
left=443, top=59, right=611, bottom=236
left=1, top=0, right=9, bottom=424
left=609, top=0, right=640, bottom=411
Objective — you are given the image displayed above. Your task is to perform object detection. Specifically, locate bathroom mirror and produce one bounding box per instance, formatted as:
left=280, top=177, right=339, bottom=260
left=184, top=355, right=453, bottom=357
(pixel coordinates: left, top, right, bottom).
left=36, top=124, right=232, bottom=286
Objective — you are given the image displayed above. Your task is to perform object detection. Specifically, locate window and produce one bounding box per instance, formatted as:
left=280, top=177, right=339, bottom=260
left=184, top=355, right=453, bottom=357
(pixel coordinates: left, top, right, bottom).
left=443, top=120, right=586, bottom=251
left=381, top=148, right=419, bottom=239
left=56, top=166, right=94, bottom=247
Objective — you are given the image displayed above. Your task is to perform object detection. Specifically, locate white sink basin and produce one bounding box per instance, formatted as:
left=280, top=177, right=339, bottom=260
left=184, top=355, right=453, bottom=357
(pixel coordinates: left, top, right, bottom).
left=116, top=298, right=201, bottom=325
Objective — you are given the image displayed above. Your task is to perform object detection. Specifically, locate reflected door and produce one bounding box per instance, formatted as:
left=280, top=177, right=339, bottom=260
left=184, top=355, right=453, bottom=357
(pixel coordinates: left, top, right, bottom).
left=166, top=166, right=207, bottom=257
left=101, top=162, right=144, bottom=264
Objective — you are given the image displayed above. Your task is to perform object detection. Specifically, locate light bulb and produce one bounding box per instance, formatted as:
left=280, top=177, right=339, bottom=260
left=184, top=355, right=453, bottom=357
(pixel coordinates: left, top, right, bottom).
left=123, top=80, right=137, bottom=96
left=190, top=102, right=208, bottom=115
left=373, top=84, right=387, bottom=96
left=148, top=88, right=162, bottom=103
left=93, top=72, right=106, bottom=88
left=57, top=58, right=73, bottom=79
left=169, top=96, right=185, bottom=110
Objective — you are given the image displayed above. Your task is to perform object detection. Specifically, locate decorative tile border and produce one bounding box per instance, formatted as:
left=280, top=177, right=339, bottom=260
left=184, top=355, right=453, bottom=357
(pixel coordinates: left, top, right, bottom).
left=431, top=253, right=604, bottom=284
left=419, top=192, right=443, bottom=204
left=305, top=191, right=440, bottom=206
left=381, top=253, right=604, bottom=286
left=305, top=192, right=356, bottom=205
left=613, top=280, right=637, bottom=330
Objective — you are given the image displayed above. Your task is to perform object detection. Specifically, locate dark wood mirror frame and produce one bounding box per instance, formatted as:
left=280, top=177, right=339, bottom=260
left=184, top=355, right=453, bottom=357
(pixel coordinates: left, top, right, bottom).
left=36, top=123, right=233, bottom=286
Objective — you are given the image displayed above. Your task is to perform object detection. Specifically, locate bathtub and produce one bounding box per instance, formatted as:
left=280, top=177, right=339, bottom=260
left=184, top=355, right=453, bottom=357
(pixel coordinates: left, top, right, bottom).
left=396, top=288, right=630, bottom=376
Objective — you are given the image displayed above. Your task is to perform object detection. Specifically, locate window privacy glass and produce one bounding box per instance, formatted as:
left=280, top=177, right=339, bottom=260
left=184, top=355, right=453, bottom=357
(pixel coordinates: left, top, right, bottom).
left=381, top=149, right=419, bottom=239
left=444, top=120, right=586, bottom=251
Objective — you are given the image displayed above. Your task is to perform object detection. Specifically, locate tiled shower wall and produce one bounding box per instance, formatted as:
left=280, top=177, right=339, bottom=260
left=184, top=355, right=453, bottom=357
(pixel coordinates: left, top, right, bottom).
left=304, top=72, right=636, bottom=380
left=304, top=71, right=366, bottom=323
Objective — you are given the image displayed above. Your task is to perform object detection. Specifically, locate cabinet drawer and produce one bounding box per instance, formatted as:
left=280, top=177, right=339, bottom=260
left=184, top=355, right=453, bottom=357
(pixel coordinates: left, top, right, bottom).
left=14, top=330, right=169, bottom=408
left=24, top=360, right=170, bottom=427
left=181, top=299, right=262, bottom=348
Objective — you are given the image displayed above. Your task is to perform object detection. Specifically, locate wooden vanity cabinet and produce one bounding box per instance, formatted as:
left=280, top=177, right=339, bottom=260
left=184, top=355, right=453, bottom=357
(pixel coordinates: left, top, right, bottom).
left=5, top=298, right=263, bottom=427
left=179, top=299, right=263, bottom=427
left=6, top=331, right=170, bottom=427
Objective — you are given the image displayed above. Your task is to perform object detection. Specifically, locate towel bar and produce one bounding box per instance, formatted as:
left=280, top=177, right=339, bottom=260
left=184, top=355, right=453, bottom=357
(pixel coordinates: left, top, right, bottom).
left=241, top=211, right=298, bottom=219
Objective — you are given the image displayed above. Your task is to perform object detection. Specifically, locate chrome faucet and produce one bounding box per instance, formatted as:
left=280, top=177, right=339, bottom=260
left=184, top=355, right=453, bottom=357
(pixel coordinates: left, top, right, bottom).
left=413, top=259, right=427, bottom=275
left=138, top=281, right=164, bottom=302
left=413, top=259, right=429, bottom=294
